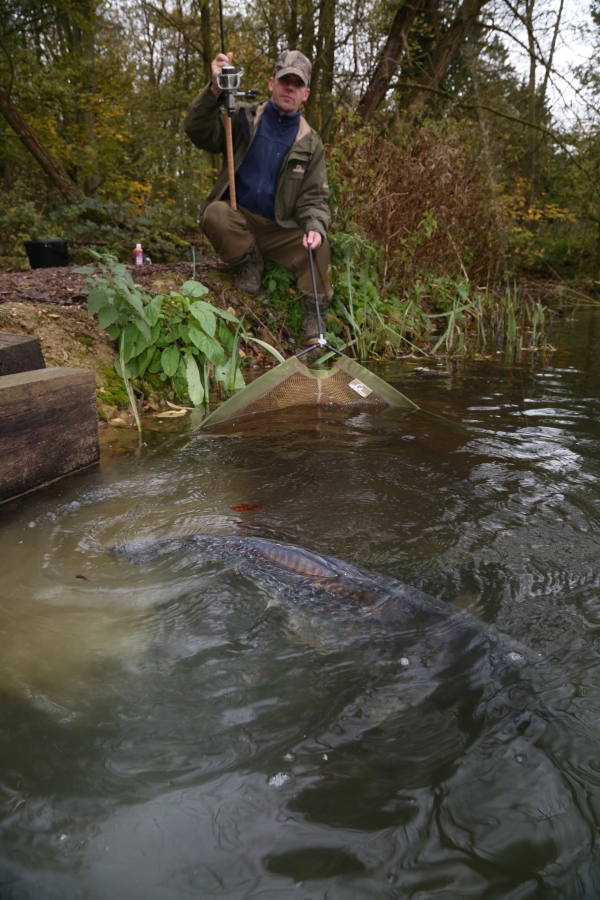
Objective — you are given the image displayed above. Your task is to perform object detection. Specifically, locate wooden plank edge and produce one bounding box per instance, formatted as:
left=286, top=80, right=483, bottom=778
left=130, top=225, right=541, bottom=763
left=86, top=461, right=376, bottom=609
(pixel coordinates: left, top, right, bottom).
left=0, top=460, right=99, bottom=507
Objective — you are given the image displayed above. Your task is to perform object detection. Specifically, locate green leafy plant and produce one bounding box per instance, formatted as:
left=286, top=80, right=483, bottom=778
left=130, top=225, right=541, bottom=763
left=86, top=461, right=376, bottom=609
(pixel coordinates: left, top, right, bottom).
left=75, top=253, right=244, bottom=428
left=262, top=261, right=305, bottom=347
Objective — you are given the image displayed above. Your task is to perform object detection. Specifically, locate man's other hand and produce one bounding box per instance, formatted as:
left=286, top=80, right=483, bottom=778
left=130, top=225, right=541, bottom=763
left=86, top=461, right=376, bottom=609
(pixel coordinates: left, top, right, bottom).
left=211, top=52, right=233, bottom=98
left=303, top=230, right=322, bottom=251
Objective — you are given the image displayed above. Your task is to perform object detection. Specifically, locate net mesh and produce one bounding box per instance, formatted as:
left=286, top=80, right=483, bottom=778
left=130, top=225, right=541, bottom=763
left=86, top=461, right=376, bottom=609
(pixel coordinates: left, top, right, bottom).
left=198, top=354, right=418, bottom=429
left=238, top=367, right=386, bottom=415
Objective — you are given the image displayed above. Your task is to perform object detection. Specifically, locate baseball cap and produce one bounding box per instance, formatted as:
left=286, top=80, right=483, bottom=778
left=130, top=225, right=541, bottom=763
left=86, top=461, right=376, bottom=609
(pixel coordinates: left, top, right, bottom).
left=274, top=50, right=312, bottom=85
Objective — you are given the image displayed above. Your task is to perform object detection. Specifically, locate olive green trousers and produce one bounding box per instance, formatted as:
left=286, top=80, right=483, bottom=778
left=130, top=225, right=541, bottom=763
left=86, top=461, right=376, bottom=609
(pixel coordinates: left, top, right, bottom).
left=201, top=201, right=333, bottom=311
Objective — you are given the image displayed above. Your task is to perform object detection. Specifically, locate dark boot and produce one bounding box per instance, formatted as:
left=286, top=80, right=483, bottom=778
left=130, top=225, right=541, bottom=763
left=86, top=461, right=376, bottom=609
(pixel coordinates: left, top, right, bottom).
left=234, top=243, right=264, bottom=295
left=298, top=307, right=325, bottom=364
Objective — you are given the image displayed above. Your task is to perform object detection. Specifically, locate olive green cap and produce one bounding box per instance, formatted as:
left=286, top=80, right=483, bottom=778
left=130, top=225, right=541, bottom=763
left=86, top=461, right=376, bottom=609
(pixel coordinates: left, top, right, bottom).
left=274, top=50, right=312, bottom=85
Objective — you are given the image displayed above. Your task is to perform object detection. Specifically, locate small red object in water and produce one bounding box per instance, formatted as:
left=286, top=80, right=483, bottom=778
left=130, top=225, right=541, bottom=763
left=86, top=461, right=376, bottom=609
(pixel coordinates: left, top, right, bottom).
left=317, top=771, right=328, bottom=777
left=230, top=503, right=261, bottom=512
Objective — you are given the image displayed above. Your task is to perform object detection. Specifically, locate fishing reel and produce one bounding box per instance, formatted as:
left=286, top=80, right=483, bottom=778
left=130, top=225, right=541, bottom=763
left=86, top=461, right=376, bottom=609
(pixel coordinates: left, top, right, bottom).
left=217, top=66, right=259, bottom=116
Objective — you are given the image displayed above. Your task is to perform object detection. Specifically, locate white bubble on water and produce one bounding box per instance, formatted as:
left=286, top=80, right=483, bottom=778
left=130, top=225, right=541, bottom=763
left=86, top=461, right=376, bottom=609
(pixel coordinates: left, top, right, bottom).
left=508, top=651, right=523, bottom=661
left=399, top=657, right=410, bottom=667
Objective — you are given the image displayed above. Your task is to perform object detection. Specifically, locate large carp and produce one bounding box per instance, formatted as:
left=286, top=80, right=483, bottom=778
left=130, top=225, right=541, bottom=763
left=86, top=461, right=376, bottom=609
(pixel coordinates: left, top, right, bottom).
left=109, top=533, right=599, bottom=895
left=111, top=534, right=517, bottom=687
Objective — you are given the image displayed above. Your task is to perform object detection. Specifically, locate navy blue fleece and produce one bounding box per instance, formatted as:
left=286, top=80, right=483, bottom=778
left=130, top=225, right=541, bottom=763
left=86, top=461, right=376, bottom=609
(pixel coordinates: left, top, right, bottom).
left=234, top=100, right=300, bottom=221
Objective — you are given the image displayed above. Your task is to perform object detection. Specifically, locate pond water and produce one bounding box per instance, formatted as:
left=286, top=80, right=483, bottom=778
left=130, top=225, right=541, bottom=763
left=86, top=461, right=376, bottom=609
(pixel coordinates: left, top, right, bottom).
left=2, top=306, right=600, bottom=899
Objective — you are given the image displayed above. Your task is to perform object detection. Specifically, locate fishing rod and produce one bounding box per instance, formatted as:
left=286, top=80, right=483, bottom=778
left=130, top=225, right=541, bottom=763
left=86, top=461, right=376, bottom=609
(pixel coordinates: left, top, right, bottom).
left=216, top=0, right=259, bottom=212
left=296, top=245, right=343, bottom=361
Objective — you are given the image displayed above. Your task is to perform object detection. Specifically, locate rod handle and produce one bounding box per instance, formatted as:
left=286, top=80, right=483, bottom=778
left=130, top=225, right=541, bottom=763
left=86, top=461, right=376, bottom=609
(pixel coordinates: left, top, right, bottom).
left=224, top=115, right=237, bottom=211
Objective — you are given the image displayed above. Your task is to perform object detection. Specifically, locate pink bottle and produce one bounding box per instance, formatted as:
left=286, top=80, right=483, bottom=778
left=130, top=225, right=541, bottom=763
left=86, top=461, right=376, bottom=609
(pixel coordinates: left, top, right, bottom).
left=134, top=243, right=143, bottom=266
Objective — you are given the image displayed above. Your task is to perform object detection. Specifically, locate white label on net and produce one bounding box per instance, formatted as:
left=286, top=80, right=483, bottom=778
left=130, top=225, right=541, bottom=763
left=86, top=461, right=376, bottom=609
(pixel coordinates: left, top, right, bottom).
left=348, top=378, right=372, bottom=398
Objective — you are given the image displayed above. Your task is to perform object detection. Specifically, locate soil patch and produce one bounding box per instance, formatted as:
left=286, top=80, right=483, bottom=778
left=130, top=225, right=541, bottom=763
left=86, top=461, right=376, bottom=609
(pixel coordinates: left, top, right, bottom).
left=0, top=301, right=122, bottom=421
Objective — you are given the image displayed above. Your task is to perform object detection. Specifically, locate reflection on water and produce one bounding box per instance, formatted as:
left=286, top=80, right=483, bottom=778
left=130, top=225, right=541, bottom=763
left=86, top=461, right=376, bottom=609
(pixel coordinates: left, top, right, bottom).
left=2, top=309, right=600, bottom=898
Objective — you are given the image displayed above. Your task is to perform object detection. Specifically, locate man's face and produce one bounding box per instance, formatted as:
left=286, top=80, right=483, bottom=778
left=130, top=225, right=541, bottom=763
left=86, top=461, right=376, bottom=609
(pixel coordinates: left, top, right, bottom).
left=268, top=73, right=310, bottom=115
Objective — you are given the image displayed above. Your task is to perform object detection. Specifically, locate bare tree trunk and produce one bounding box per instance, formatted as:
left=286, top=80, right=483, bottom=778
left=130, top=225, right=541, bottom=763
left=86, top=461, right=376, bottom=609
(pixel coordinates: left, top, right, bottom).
left=527, top=0, right=564, bottom=202
left=0, top=88, right=84, bottom=202
left=287, top=0, right=299, bottom=48
left=319, top=0, right=336, bottom=141
left=524, top=0, right=537, bottom=202
left=266, top=0, right=279, bottom=59
left=300, top=0, right=315, bottom=64
left=199, top=0, right=213, bottom=83
left=358, top=0, right=424, bottom=125
left=403, top=0, right=489, bottom=123
left=304, top=0, right=324, bottom=126
left=75, top=2, right=101, bottom=194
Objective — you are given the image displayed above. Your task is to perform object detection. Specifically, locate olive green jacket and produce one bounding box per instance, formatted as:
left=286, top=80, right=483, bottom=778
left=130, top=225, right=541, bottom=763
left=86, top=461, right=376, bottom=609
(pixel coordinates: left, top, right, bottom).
left=183, top=84, right=331, bottom=239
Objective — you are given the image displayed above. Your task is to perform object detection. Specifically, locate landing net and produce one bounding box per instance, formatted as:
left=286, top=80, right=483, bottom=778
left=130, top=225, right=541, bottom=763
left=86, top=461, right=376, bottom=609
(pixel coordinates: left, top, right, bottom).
left=197, top=355, right=418, bottom=429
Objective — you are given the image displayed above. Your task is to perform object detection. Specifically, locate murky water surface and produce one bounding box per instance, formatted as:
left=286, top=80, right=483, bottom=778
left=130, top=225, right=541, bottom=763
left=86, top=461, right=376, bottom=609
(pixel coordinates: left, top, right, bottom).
left=2, top=309, right=600, bottom=899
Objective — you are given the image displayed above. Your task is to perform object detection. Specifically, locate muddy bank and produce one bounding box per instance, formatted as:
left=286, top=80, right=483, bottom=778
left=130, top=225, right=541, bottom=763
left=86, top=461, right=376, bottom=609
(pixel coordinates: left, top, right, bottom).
left=0, top=259, right=276, bottom=423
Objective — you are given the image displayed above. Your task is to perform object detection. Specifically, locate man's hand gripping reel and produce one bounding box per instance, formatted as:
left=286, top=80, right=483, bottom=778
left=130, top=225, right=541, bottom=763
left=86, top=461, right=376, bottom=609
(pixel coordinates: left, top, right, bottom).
left=217, top=66, right=259, bottom=211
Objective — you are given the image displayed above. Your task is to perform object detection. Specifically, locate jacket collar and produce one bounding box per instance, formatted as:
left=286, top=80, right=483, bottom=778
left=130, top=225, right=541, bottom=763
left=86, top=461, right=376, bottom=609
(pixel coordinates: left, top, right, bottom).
left=253, top=101, right=312, bottom=145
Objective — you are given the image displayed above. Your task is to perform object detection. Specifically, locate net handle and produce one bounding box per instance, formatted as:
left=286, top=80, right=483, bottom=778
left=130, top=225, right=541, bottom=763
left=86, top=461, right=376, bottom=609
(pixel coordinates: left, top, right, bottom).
left=307, top=244, right=324, bottom=339
left=296, top=243, right=343, bottom=360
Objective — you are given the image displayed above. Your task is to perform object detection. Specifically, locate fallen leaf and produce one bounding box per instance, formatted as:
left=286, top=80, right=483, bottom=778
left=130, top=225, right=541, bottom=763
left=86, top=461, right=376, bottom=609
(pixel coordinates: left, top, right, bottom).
left=166, top=400, right=193, bottom=411
left=153, top=409, right=188, bottom=418
left=230, top=503, right=261, bottom=512
left=109, top=417, right=128, bottom=427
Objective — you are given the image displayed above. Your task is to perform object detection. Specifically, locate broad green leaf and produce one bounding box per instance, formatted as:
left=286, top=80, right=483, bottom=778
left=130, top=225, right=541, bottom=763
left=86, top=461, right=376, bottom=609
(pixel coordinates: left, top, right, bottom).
left=86, top=288, right=110, bottom=316
left=114, top=356, right=123, bottom=378
left=126, top=356, right=139, bottom=378
left=186, top=355, right=204, bottom=406
left=135, top=315, right=152, bottom=342
left=116, top=280, right=147, bottom=319
left=151, top=321, right=162, bottom=342
left=148, top=348, right=162, bottom=373
left=213, top=306, right=240, bottom=323
left=188, top=326, right=225, bottom=366
left=72, top=265, right=95, bottom=275
left=162, top=345, right=180, bottom=377
left=109, top=262, right=128, bottom=278
left=107, top=324, right=120, bottom=340
left=215, top=361, right=245, bottom=390
left=178, top=324, right=190, bottom=343
left=181, top=279, right=209, bottom=298
left=218, top=320, right=234, bottom=352
left=189, top=301, right=216, bottom=337
left=98, top=305, right=119, bottom=328
left=146, top=294, right=163, bottom=326
left=137, top=345, right=155, bottom=377
left=121, top=323, right=139, bottom=362
left=214, top=363, right=228, bottom=383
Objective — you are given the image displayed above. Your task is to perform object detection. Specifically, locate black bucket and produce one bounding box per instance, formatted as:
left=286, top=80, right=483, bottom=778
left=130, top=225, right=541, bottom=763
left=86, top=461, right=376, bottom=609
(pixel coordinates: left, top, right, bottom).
left=24, top=240, right=69, bottom=269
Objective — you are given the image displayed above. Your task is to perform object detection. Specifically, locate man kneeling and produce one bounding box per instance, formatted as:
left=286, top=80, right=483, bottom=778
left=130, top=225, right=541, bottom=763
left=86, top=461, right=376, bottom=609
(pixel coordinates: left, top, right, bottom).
left=184, top=49, right=332, bottom=358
